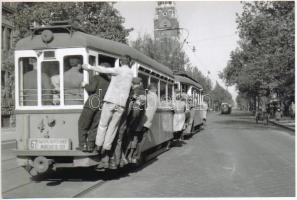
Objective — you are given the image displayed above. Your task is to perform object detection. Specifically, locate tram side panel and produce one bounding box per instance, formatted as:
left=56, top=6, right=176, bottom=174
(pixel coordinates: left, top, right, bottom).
left=141, top=109, right=174, bottom=151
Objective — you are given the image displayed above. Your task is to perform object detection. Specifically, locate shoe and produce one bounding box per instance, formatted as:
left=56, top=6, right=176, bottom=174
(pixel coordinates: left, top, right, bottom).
left=95, top=146, right=102, bottom=153
left=87, top=143, right=95, bottom=152
left=82, top=144, right=88, bottom=152
left=96, top=162, right=105, bottom=170
left=109, top=159, right=118, bottom=170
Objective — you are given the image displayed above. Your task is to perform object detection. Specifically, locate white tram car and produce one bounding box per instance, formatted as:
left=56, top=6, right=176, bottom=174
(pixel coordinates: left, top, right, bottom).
left=14, top=22, right=206, bottom=176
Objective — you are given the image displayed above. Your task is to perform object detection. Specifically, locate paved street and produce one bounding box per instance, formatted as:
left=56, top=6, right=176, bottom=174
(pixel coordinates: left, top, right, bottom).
left=2, top=111, right=295, bottom=197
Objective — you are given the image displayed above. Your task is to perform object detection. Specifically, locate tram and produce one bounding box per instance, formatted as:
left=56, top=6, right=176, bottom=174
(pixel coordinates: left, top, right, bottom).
left=14, top=22, right=206, bottom=176
left=174, top=72, right=206, bottom=137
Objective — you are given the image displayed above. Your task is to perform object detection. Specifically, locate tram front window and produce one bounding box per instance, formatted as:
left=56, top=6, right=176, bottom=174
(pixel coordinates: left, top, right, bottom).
left=63, top=55, right=84, bottom=105
left=42, top=61, right=59, bottom=105
left=19, top=57, right=37, bottom=106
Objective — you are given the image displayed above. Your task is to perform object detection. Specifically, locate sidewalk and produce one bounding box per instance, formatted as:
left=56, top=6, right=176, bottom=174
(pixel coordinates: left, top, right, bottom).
left=1, top=127, right=17, bottom=142
left=269, top=117, right=295, bottom=133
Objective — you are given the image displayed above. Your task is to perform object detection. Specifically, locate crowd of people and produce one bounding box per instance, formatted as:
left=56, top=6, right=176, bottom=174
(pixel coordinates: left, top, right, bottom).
left=79, top=55, right=159, bottom=170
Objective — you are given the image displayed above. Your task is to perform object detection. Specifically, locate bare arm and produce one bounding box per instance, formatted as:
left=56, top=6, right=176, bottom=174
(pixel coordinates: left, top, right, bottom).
left=82, top=64, right=118, bottom=75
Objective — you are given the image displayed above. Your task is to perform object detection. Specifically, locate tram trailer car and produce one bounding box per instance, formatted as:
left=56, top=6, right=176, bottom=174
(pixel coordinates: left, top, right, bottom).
left=174, top=73, right=206, bottom=137
left=14, top=22, right=205, bottom=176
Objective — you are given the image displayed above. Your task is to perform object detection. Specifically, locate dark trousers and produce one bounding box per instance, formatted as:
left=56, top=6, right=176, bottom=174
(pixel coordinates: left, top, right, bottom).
left=78, top=107, right=102, bottom=147
left=134, top=128, right=148, bottom=160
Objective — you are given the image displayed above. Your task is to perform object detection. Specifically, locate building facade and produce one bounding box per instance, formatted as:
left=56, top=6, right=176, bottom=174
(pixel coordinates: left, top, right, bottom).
left=154, top=1, right=180, bottom=40
left=2, top=2, right=17, bottom=127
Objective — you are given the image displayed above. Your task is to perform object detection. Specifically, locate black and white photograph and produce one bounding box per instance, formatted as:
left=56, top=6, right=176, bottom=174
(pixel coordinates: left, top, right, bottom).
left=1, top=1, right=295, bottom=198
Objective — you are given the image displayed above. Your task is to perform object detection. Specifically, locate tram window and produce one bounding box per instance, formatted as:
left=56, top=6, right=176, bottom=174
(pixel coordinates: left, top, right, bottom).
left=88, top=55, right=96, bottom=78
left=138, top=72, right=149, bottom=89
left=181, top=84, right=188, bottom=93
left=150, top=77, right=159, bottom=96
left=19, top=57, right=38, bottom=106
left=63, top=55, right=84, bottom=105
left=89, top=55, right=96, bottom=66
left=41, top=61, right=59, bottom=105
left=160, top=81, right=166, bottom=101
left=168, top=84, right=173, bottom=101
left=98, top=54, right=116, bottom=67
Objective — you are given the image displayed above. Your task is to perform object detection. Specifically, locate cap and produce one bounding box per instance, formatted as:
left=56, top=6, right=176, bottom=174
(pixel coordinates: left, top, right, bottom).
left=132, top=77, right=142, bottom=84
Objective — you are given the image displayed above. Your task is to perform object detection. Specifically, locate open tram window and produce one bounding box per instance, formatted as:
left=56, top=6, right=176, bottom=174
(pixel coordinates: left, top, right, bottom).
left=168, top=84, right=173, bottom=101
left=160, top=81, right=166, bottom=101
left=42, top=61, right=59, bottom=105
left=19, top=57, right=38, bottom=106
left=63, top=55, right=84, bottom=105
left=98, top=54, right=116, bottom=67
left=138, top=72, right=149, bottom=89
left=181, top=84, right=188, bottom=94
left=150, top=77, right=159, bottom=97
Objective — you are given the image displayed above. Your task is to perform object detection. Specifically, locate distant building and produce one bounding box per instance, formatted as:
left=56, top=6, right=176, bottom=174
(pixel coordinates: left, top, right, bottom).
left=2, top=2, right=17, bottom=127
left=154, top=1, right=180, bottom=40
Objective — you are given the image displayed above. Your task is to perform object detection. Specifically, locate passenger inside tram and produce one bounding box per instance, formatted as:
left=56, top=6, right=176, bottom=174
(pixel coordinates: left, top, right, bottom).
left=63, top=55, right=84, bottom=105
left=21, top=57, right=54, bottom=106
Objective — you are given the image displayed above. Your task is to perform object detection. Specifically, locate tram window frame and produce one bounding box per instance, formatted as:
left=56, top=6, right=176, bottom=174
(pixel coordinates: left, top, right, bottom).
left=18, top=57, right=38, bottom=106
left=138, top=72, right=149, bottom=90
left=41, top=60, right=60, bottom=106
left=63, top=55, right=84, bottom=106
left=98, top=54, right=116, bottom=68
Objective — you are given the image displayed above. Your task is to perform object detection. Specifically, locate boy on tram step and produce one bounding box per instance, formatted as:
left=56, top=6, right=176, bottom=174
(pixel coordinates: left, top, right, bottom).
left=77, top=63, right=111, bottom=152
left=131, top=83, right=159, bottom=164
left=106, top=77, right=146, bottom=169
left=82, top=55, right=134, bottom=167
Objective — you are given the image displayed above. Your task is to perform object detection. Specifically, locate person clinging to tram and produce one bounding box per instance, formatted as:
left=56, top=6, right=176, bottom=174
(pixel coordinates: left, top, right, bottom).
left=172, top=91, right=187, bottom=145
left=82, top=55, right=134, bottom=167
left=123, top=77, right=146, bottom=163
left=77, top=63, right=111, bottom=152
left=131, top=83, right=159, bottom=164
left=108, top=77, right=145, bottom=169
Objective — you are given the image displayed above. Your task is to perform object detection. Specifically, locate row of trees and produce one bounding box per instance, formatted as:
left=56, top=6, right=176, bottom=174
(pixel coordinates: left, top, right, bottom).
left=220, top=1, right=294, bottom=113
left=131, top=34, right=213, bottom=94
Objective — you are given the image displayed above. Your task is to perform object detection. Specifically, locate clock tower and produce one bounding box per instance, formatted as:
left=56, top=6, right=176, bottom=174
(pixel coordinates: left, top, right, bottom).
left=154, top=1, right=180, bottom=40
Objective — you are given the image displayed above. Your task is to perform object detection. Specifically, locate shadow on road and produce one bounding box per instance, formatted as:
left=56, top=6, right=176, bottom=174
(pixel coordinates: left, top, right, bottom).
left=30, top=158, right=158, bottom=186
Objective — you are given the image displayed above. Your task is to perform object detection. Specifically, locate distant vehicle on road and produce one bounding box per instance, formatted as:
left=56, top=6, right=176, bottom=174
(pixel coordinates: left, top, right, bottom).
left=221, top=103, right=232, bottom=114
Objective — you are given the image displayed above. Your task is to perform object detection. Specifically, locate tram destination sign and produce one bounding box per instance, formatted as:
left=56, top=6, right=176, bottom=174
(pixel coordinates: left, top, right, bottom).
left=29, top=138, right=71, bottom=151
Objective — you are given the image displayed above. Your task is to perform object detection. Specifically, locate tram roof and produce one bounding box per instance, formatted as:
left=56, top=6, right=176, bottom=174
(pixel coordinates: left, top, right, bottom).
left=174, top=74, right=203, bottom=90
left=15, top=31, right=173, bottom=78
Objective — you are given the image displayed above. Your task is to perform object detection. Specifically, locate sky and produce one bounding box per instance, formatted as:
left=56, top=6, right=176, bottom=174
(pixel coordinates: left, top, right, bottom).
left=114, top=1, right=243, bottom=102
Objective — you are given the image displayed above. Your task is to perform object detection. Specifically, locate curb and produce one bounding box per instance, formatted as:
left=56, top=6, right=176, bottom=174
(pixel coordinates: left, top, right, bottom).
left=269, top=120, right=295, bottom=134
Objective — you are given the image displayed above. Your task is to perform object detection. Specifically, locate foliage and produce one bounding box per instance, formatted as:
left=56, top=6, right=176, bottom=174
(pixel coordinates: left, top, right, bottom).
left=220, top=1, right=295, bottom=109
left=210, top=82, right=234, bottom=107
left=13, top=2, right=133, bottom=43
left=131, top=33, right=212, bottom=93
left=185, top=65, right=212, bottom=94
left=131, top=34, right=189, bottom=71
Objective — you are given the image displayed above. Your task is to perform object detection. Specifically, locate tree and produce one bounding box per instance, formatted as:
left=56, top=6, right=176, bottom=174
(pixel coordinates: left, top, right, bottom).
left=131, top=34, right=190, bottom=72
left=210, top=82, right=234, bottom=111
left=13, top=2, right=133, bottom=43
left=220, top=1, right=294, bottom=112
left=131, top=33, right=212, bottom=93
